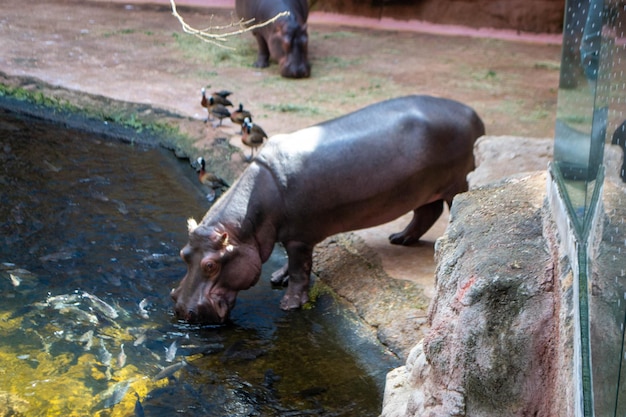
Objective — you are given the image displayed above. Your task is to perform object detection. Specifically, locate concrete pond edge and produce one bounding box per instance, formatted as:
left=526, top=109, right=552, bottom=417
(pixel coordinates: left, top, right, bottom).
left=0, top=72, right=427, bottom=361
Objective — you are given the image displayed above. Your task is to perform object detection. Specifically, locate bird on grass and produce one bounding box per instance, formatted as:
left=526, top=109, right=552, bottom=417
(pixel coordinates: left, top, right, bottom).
left=196, top=156, right=229, bottom=202
left=230, top=103, right=253, bottom=132
left=200, top=88, right=233, bottom=123
left=241, top=117, right=268, bottom=161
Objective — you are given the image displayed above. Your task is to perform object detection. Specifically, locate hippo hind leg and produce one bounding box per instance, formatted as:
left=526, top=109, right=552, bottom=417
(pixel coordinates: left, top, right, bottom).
left=389, top=200, right=445, bottom=246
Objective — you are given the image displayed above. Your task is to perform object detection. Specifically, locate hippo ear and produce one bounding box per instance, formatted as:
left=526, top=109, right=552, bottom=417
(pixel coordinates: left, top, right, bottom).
left=218, top=232, right=234, bottom=252
left=187, top=218, right=198, bottom=233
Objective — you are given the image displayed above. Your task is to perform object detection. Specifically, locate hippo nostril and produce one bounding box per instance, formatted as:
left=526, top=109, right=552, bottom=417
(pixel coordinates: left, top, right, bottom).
left=185, top=309, right=197, bottom=323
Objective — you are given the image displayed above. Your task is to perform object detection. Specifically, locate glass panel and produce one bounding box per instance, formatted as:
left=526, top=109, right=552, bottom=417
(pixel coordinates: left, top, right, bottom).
left=591, top=2, right=626, bottom=416
left=554, top=0, right=605, bottom=235
left=556, top=0, right=626, bottom=415
left=593, top=183, right=626, bottom=417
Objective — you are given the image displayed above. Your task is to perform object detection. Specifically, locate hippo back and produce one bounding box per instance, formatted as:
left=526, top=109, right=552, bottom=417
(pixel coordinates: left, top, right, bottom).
left=236, top=0, right=308, bottom=25
left=254, top=95, right=484, bottom=242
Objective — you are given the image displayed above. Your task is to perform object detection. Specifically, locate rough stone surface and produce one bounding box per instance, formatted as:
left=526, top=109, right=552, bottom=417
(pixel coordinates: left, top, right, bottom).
left=468, top=135, right=553, bottom=188
left=381, top=172, right=574, bottom=417
left=379, top=142, right=626, bottom=417
left=313, top=234, right=431, bottom=358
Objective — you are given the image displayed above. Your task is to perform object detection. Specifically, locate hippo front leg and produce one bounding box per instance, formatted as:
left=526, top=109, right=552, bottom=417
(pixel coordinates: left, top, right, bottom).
left=279, top=241, right=313, bottom=310
left=253, top=33, right=271, bottom=68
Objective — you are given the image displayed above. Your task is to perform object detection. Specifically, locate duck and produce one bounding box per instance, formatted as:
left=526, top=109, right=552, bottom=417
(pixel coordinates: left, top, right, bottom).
left=241, top=117, right=268, bottom=161
left=196, top=156, right=229, bottom=202
left=230, top=103, right=253, bottom=132
left=200, top=88, right=233, bottom=123
left=212, top=90, right=232, bottom=100
left=210, top=104, right=231, bottom=127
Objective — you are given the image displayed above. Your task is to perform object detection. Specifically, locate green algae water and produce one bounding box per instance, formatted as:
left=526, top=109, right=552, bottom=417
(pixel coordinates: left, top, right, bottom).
left=0, top=108, right=398, bottom=416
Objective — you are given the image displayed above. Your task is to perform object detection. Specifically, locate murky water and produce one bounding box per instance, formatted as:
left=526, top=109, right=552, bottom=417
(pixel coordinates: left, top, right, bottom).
left=0, top=108, right=398, bottom=416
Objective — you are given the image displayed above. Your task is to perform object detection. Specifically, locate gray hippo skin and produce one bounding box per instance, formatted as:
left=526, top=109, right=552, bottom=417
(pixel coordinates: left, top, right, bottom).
left=235, top=0, right=310, bottom=78
left=171, top=95, right=485, bottom=324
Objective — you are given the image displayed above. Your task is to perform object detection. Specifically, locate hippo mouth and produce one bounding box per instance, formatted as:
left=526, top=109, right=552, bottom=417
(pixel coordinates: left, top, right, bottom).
left=279, top=57, right=310, bottom=79
left=171, top=287, right=236, bottom=325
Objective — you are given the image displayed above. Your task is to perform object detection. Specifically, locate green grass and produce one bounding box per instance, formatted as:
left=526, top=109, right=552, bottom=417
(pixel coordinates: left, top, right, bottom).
left=262, top=102, right=321, bottom=116
left=316, top=31, right=357, bottom=40
left=0, top=83, right=191, bottom=150
left=534, top=61, right=560, bottom=71
left=521, top=104, right=552, bottom=122
left=171, top=31, right=256, bottom=67
left=102, top=28, right=136, bottom=38
left=0, top=84, right=79, bottom=113
left=315, top=55, right=362, bottom=70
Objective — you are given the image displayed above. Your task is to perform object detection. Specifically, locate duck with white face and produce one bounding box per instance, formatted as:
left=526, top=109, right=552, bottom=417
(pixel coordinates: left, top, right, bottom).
left=241, top=118, right=268, bottom=161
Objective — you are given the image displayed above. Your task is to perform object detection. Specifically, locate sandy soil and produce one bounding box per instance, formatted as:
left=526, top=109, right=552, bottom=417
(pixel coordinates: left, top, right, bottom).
left=0, top=0, right=563, bottom=345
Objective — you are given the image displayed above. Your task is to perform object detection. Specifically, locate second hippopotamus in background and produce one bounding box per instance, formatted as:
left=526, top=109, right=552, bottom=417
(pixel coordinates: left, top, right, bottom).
left=236, top=0, right=311, bottom=78
left=171, top=95, right=485, bottom=324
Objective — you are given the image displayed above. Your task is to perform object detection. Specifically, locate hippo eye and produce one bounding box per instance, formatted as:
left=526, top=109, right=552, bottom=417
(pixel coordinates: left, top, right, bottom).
left=201, top=259, right=218, bottom=275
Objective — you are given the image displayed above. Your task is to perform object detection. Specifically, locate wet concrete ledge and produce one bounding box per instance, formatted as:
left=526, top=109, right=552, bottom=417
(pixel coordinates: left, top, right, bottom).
left=0, top=71, right=244, bottom=185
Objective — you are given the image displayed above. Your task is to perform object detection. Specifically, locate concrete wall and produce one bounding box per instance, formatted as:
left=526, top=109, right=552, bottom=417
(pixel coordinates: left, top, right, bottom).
left=310, top=0, right=565, bottom=33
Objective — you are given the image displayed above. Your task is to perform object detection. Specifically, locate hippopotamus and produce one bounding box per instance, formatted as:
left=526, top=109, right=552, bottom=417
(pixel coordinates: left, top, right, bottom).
left=171, top=95, right=485, bottom=324
left=235, top=0, right=310, bottom=78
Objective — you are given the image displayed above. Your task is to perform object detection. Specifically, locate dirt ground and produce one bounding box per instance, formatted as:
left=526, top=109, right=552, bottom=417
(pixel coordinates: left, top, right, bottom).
left=0, top=0, right=563, bottom=355
left=0, top=0, right=561, bottom=139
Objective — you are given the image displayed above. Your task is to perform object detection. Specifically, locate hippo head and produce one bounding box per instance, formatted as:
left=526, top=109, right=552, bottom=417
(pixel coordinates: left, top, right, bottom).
left=171, top=219, right=262, bottom=324
left=276, top=18, right=310, bottom=78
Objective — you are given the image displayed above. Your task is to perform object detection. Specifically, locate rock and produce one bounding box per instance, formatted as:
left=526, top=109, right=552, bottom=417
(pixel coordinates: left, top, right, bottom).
left=382, top=172, right=570, bottom=416
left=313, top=234, right=430, bottom=358
left=468, top=136, right=553, bottom=189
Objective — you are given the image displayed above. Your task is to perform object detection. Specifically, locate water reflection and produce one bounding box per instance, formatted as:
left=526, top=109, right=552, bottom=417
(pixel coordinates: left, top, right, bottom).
left=0, top=108, right=396, bottom=416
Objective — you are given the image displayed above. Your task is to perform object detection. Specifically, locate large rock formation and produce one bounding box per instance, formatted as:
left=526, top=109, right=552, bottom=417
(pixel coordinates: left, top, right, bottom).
left=379, top=135, right=626, bottom=416
left=381, top=171, right=579, bottom=416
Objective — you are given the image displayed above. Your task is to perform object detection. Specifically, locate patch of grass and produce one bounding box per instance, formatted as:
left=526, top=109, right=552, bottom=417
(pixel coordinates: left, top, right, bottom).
left=303, top=280, right=338, bottom=310
left=0, top=84, right=79, bottom=113
left=521, top=104, right=552, bottom=122
left=315, top=55, right=362, bottom=70
left=483, top=69, right=498, bottom=79
left=171, top=32, right=256, bottom=67
left=316, top=31, right=357, bottom=40
left=491, top=99, right=522, bottom=116
left=103, top=112, right=145, bottom=132
left=102, top=28, right=136, bottom=38
left=534, top=61, right=560, bottom=71
left=454, top=68, right=511, bottom=94
left=195, top=70, right=219, bottom=79
left=262, top=102, right=321, bottom=116
left=0, top=83, right=193, bottom=151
